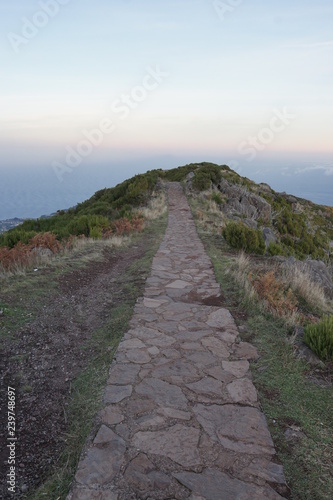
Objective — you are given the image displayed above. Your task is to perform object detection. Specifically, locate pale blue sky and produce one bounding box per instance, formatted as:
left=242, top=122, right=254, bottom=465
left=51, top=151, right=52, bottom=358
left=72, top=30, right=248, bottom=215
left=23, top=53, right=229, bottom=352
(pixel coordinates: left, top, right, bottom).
left=0, top=0, right=332, bottom=218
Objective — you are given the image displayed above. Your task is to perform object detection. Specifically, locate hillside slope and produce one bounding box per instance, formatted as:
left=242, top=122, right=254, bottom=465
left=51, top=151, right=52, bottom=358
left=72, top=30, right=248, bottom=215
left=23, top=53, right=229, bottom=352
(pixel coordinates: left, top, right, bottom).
left=2, top=162, right=333, bottom=260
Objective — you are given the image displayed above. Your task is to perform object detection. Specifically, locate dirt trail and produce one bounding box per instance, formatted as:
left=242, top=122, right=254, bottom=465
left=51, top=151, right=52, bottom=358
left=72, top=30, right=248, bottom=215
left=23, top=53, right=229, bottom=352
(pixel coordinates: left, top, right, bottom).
left=0, top=238, right=151, bottom=498
left=68, top=183, right=287, bottom=499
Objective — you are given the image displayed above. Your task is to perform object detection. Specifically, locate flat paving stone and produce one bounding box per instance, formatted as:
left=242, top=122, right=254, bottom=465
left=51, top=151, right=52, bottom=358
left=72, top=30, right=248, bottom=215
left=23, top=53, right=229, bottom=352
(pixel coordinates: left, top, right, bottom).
left=135, top=377, right=188, bottom=409
left=194, top=404, right=275, bottom=456
left=152, top=359, right=201, bottom=384
left=226, top=378, right=258, bottom=404
left=174, top=469, right=283, bottom=499
left=157, top=407, right=191, bottom=421
left=124, top=349, right=151, bottom=364
left=222, top=360, right=250, bottom=378
left=108, top=364, right=140, bottom=385
left=207, top=308, right=235, bottom=329
left=68, top=182, right=286, bottom=499
left=117, top=338, right=146, bottom=350
left=133, top=424, right=201, bottom=467
left=186, top=377, right=223, bottom=397
left=104, top=385, right=132, bottom=404
left=75, top=431, right=126, bottom=487
left=100, top=407, right=124, bottom=426
left=201, top=337, right=230, bottom=359
left=233, top=342, right=260, bottom=360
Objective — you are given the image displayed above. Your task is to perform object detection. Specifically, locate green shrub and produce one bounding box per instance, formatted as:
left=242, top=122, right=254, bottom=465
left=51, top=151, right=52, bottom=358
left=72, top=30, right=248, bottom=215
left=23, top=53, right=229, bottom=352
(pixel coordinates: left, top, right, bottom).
left=89, top=227, right=102, bottom=239
left=192, top=164, right=222, bottom=191
left=267, top=241, right=287, bottom=256
left=223, top=221, right=265, bottom=255
left=211, top=192, right=223, bottom=205
left=304, top=315, right=333, bottom=361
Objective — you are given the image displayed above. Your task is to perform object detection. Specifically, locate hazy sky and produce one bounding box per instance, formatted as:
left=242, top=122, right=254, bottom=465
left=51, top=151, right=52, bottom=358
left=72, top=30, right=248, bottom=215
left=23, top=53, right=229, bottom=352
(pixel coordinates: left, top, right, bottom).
left=0, top=0, right=332, bottom=218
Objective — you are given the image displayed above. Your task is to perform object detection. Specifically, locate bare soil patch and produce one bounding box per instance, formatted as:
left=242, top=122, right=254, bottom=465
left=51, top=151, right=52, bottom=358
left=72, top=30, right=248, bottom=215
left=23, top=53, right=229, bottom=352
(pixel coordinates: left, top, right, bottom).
left=0, top=238, right=151, bottom=498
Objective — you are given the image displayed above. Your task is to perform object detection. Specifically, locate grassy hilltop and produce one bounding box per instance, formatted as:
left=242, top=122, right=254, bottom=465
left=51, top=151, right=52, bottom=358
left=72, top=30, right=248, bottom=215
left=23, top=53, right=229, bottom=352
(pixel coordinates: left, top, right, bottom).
left=1, top=162, right=333, bottom=259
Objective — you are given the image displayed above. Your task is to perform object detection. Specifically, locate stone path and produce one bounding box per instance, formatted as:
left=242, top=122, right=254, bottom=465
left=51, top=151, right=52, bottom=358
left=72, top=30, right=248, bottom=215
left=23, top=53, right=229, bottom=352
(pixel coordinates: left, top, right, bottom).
left=68, top=183, right=286, bottom=500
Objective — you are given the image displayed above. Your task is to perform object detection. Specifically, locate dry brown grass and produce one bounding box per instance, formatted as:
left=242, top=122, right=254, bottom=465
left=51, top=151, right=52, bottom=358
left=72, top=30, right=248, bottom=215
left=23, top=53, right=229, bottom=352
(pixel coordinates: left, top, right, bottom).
left=250, top=270, right=299, bottom=323
left=0, top=235, right=131, bottom=279
left=135, top=191, right=167, bottom=221
left=228, top=251, right=332, bottom=327
left=282, top=264, right=329, bottom=313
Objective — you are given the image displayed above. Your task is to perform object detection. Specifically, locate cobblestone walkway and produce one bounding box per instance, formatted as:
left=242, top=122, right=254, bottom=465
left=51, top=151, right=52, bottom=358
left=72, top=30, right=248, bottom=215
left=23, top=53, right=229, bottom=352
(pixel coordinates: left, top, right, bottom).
left=68, top=183, right=286, bottom=499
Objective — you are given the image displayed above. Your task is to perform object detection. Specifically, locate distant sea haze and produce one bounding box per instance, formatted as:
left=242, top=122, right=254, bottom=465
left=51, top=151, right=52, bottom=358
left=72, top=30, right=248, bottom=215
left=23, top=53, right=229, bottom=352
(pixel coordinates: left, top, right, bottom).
left=0, top=159, right=332, bottom=221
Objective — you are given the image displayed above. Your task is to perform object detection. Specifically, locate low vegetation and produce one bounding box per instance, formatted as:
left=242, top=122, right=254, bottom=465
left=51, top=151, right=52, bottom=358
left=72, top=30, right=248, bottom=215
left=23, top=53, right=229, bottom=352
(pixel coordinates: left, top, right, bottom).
left=223, top=221, right=265, bottom=255
left=192, top=222, right=333, bottom=500
left=304, top=315, right=333, bottom=361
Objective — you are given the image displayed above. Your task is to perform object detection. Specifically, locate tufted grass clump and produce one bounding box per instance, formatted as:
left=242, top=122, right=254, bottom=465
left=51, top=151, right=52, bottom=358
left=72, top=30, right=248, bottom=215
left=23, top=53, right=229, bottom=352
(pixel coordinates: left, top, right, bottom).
left=304, top=314, right=333, bottom=361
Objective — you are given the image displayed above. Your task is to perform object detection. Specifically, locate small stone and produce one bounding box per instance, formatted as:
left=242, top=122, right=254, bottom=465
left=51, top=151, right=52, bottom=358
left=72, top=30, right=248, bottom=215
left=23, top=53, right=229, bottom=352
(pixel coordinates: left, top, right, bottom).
left=284, top=427, right=306, bottom=443
left=94, top=425, right=119, bottom=445
left=118, top=338, right=146, bottom=350
left=125, top=349, right=151, bottom=364
left=233, top=342, right=259, bottom=360
left=207, top=308, right=235, bottom=329
left=216, top=331, right=238, bottom=343
left=100, top=407, right=124, bottom=426
left=241, top=459, right=286, bottom=485
left=226, top=378, right=258, bottom=404
left=148, top=346, right=160, bottom=355
left=201, top=337, right=230, bottom=359
left=222, top=360, right=250, bottom=378
left=75, top=434, right=126, bottom=486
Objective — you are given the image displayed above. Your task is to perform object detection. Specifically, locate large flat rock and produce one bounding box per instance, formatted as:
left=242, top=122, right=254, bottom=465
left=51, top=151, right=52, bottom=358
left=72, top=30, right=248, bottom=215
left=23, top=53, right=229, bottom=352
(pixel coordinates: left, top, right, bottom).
left=194, top=404, right=275, bottom=455
left=174, top=469, right=283, bottom=499
left=135, top=377, right=188, bottom=409
left=133, top=424, right=201, bottom=467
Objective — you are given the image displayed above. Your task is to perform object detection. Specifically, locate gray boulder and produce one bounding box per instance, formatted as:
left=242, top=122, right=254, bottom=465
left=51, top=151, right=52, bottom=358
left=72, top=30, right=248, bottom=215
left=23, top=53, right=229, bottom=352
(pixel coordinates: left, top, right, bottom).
left=218, top=179, right=271, bottom=223
left=262, top=227, right=277, bottom=247
left=304, top=259, right=333, bottom=298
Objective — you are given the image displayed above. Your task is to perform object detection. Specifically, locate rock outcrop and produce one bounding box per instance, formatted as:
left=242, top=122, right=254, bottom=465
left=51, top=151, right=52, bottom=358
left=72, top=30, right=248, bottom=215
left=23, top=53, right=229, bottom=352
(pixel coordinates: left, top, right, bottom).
left=217, top=179, right=272, bottom=225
